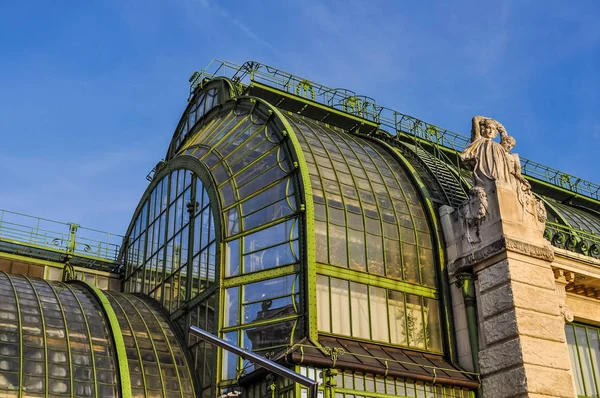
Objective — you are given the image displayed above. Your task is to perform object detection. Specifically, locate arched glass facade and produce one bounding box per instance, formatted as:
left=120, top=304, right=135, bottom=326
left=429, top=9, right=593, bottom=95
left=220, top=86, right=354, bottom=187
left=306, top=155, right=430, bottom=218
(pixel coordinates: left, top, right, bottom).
left=180, top=99, right=304, bottom=382
left=104, top=291, right=195, bottom=398
left=169, top=87, right=223, bottom=157
left=124, top=169, right=217, bottom=314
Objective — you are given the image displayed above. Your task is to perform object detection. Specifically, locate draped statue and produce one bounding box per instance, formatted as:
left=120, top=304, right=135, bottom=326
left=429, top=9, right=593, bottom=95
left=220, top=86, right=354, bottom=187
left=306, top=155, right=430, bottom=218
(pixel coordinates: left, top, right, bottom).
left=460, top=116, right=546, bottom=223
left=461, top=116, right=513, bottom=187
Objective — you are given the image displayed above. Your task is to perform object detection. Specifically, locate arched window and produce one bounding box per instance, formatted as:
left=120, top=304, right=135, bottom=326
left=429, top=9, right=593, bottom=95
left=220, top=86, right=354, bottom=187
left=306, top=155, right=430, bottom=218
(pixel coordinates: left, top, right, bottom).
left=123, top=168, right=217, bottom=314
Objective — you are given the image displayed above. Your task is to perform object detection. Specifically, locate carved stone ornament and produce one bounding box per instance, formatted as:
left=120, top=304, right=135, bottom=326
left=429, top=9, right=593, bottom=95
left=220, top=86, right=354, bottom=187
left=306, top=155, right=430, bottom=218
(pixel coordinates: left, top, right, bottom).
left=460, top=116, right=547, bottom=223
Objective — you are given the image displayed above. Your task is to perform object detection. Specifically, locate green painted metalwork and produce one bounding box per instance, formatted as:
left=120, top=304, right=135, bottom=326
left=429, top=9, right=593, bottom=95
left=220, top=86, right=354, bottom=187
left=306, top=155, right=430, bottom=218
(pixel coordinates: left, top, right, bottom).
left=0, top=208, right=122, bottom=268
left=169, top=97, right=307, bottom=384
left=79, top=282, right=132, bottom=398
left=544, top=221, right=600, bottom=259
left=297, top=365, right=476, bottom=398
left=382, top=143, right=459, bottom=362
left=104, top=292, right=197, bottom=397
left=0, top=274, right=121, bottom=397
left=2, top=272, right=23, bottom=398
left=192, top=59, right=600, bottom=202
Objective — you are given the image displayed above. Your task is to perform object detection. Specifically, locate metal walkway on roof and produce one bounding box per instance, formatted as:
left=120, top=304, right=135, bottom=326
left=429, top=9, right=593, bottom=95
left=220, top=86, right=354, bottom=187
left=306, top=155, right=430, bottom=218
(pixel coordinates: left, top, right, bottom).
left=0, top=209, right=122, bottom=272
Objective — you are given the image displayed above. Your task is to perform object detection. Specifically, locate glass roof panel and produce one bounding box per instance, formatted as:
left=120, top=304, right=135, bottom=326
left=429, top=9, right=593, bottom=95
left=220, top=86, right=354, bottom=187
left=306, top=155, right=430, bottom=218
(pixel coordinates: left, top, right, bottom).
left=548, top=200, right=600, bottom=235
left=0, top=273, right=119, bottom=397
left=286, top=114, right=436, bottom=287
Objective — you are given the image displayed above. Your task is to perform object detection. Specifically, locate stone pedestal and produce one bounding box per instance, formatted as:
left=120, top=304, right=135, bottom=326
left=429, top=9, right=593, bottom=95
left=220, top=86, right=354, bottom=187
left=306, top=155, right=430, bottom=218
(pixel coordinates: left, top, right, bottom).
left=440, top=181, right=576, bottom=398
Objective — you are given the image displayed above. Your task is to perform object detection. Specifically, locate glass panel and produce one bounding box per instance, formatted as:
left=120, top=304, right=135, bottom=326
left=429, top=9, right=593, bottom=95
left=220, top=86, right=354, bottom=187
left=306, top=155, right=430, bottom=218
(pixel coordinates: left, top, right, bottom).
left=576, top=326, right=598, bottom=396
left=424, top=298, right=443, bottom=353
left=224, top=287, right=239, bottom=328
left=330, top=278, right=350, bottom=335
left=388, top=290, right=407, bottom=346
left=350, top=282, right=370, bottom=339
left=566, top=325, right=586, bottom=396
left=369, top=286, right=389, bottom=342
left=316, top=275, right=331, bottom=333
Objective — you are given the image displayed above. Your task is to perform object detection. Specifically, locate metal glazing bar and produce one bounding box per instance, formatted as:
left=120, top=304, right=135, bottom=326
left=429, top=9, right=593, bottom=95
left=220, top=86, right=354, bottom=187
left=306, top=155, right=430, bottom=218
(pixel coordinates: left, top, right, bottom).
left=189, top=326, right=319, bottom=398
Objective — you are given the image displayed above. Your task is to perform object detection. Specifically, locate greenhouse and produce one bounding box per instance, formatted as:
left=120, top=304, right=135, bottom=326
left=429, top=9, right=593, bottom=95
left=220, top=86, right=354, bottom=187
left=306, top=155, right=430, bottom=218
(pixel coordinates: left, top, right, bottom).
left=1, top=60, right=600, bottom=398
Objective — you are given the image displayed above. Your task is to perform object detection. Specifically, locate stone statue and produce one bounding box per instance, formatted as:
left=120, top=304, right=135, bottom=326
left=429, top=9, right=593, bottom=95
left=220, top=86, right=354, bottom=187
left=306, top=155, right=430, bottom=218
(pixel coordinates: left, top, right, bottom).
left=461, top=116, right=513, bottom=188
left=459, top=116, right=548, bottom=235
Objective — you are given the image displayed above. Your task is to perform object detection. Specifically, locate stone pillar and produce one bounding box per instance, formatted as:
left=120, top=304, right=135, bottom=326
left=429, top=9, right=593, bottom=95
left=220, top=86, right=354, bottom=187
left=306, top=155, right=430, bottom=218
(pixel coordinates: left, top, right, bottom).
left=440, top=181, right=576, bottom=398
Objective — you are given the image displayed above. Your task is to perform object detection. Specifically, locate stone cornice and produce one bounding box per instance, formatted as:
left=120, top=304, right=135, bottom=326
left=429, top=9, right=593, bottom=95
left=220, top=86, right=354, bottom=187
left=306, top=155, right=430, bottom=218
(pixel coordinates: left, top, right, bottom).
left=450, top=236, right=554, bottom=275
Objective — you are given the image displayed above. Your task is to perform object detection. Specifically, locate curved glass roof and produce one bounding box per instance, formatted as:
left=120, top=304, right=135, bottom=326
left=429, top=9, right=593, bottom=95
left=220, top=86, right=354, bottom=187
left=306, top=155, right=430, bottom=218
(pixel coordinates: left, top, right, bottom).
left=0, top=273, right=119, bottom=397
left=285, top=113, right=436, bottom=287
left=550, top=201, right=600, bottom=236
left=104, top=291, right=195, bottom=398
left=0, top=273, right=197, bottom=398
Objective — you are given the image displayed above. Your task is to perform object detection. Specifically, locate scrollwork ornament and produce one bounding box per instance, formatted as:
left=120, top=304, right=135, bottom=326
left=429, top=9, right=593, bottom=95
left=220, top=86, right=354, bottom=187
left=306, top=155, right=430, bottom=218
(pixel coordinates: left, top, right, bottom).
left=577, top=240, right=590, bottom=255
left=536, top=199, right=547, bottom=223
left=560, top=303, right=574, bottom=323
left=589, top=244, right=600, bottom=259
left=552, top=232, right=567, bottom=247
left=565, top=236, right=578, bottom=252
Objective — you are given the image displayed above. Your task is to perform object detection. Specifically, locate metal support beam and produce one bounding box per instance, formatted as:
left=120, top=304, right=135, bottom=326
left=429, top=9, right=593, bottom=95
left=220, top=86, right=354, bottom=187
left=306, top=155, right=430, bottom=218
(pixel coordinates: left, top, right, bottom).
left=189, top=326, right=319, bottom=398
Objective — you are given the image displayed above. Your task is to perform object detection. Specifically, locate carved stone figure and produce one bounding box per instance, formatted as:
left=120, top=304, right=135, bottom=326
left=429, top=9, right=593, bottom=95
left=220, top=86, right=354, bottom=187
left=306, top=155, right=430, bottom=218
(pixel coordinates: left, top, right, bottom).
left=500, top=134, right=533, bottom=218
left=461, top=116, right=513, bottom=187
left=456, top=116, right=549, bottom=246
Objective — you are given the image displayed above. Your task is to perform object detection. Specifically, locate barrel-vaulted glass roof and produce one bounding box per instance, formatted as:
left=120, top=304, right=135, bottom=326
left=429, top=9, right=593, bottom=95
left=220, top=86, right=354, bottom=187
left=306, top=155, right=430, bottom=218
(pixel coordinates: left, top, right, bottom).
left=0, top=273, right=196, bottom=398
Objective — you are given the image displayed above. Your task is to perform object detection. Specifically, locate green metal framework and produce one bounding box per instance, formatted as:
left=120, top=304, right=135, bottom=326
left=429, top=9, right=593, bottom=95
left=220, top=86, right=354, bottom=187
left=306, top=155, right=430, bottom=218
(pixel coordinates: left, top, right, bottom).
left=115, top=78, right=480, bottom=395
left=0, top=209, right=122, bottom=271
left=191, top=60, right=600, bottom=202
left=178, top=97, right=306, bottom=384
left=566, top=323, right=600, bottom=397
left=0, top=273, right=197, bottom=398
left=296, top=366, right=475, bottom=398
left=0, top=272, right=120, bottom=397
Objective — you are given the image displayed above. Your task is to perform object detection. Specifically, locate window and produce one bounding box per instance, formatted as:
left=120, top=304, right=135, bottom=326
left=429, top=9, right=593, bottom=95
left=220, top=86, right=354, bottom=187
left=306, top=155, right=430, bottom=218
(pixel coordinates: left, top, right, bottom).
left=566, top=323, right=600, bottom=397
left=123, top=168, right=216, bottom=314
left=316, top=275, right=442, bottom=352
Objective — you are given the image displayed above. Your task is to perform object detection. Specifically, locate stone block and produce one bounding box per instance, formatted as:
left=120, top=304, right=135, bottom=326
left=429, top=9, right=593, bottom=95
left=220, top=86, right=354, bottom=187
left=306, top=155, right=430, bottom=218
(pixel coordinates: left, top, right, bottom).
left=505, top=258, right=556, bottom=290
left=480, top=284, right=514, bottom=319
left=481, top=366, right=527, bottom=398
left=479, top=338, right=522, bottom=375
left=478, top=259, right=510, bottom=292
left=520, top=336, right=571, bottom=370
left=514, top=308, right=566, bottom=343
left=511, top=282, right=561, bottom=316
left=483, top=310, right=518, bottom=345
left=524, top=364, right=575, bottom=397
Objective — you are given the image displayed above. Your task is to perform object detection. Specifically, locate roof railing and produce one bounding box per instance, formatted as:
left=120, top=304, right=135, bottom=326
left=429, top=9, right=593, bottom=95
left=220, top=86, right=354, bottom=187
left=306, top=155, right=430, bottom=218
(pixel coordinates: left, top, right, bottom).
left=0, top=209, right=122, bottom=264
left=190, top=59, right=599, bottom=201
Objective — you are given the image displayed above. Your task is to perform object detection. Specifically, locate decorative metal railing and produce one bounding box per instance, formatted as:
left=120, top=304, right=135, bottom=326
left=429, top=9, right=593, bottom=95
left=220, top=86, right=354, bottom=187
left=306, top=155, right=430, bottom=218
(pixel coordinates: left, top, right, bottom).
left=191, top=59, right=600, bottom=201
left=0, top=209, right=122, bottom=263
left=544, top=221, right=600, bottom=259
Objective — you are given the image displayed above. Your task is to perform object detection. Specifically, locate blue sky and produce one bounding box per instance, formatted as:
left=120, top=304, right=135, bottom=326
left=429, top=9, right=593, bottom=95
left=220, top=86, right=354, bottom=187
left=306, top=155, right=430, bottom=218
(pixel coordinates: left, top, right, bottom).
left=1, top=0, right=599, bottom=236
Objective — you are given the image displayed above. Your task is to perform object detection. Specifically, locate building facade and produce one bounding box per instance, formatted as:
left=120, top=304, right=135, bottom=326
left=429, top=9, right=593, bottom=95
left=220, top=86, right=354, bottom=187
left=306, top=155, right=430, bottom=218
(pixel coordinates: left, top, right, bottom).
left=1, top=60, right=600, bottom=398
